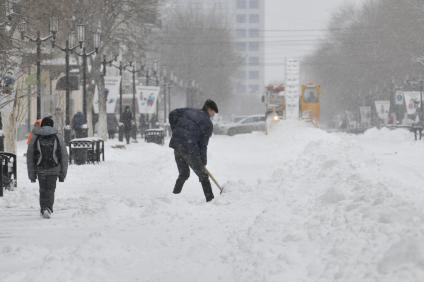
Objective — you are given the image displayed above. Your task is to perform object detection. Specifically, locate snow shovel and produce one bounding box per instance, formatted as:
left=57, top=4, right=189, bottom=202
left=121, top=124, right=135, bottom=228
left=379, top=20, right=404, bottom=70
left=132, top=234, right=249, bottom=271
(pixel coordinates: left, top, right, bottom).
left=204, top=167, right=224, bottom=194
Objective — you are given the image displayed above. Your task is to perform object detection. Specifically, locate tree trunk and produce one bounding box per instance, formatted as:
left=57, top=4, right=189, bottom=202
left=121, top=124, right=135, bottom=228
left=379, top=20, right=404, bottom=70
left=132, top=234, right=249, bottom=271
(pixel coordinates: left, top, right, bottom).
left=87, top=91, right=94, bottom=137
left=97, top=78, right=108, bottom=140
left=3, top=112, right=16, bottom=154
left=3, top=91, right=19, bottom=154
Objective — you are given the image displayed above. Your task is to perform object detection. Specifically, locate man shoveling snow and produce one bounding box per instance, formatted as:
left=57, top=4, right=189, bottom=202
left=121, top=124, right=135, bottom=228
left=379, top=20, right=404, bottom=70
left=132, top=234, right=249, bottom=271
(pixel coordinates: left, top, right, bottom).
left=169, top=100, right=218, bottom=202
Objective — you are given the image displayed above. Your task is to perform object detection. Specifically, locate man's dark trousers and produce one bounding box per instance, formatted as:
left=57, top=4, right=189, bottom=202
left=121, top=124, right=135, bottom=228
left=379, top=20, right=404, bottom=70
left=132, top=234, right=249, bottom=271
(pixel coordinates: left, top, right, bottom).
left=174, top=150, right=214, bottom=201
left=38, top=175, right=58, bottom=213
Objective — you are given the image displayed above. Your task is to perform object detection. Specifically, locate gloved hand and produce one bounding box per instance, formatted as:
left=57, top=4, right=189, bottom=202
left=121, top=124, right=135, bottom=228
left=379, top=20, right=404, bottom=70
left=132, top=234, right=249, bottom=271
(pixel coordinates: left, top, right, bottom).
left=59, top=177, right=65, bottom=183
left=31, top=179, right=36, bottom=183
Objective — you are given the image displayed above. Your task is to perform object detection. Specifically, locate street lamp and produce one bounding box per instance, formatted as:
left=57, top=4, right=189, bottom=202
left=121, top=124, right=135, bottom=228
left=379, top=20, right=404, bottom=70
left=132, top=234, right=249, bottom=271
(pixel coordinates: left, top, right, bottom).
left=125, top=63, right=143, bottom=141
left=52, top=31, right=81, bottom=143
left=112, top=60, right=132, bottom=117
left=73, top=25, right=100, bottom=121
left=168, top=72, right=175, bottom=113
left=19, top=16, right=58, bottom=119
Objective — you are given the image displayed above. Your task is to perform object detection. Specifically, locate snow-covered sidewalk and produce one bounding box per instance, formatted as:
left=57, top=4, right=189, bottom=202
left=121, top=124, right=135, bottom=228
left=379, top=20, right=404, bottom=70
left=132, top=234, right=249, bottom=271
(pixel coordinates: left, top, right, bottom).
left=1, top=122, right=424, bottom=282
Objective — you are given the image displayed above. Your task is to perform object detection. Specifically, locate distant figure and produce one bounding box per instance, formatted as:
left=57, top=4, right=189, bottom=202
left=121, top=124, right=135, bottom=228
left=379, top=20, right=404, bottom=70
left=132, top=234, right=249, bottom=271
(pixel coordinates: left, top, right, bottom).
left=121, top=106, right=133, bottom=144
left=107, top=114, right=119, bottom=139
left=150, top=115, right=158, bottom=129
left=169, top=99, right=218, bottom=202
left=26, top=117, right=69, bottom=219
left=71, top=112, right=87, bottom=138
left=139, top=114, right=147, bottom=138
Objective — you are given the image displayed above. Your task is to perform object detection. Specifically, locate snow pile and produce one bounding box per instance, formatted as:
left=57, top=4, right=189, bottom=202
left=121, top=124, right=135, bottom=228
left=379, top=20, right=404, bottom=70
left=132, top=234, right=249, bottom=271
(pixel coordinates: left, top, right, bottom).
left=1, top=122, right=424, bottom=281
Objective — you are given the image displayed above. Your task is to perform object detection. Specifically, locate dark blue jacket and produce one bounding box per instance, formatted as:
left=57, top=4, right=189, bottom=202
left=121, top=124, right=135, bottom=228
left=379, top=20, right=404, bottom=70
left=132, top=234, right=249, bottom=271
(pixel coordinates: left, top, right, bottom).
left=169, top=108, right=213, bottom=164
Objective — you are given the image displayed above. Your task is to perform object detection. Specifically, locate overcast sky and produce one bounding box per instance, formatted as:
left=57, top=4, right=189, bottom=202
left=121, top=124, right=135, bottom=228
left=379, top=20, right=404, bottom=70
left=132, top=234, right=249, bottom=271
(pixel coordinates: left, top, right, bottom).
left=264, top=0, right=365, bottom=83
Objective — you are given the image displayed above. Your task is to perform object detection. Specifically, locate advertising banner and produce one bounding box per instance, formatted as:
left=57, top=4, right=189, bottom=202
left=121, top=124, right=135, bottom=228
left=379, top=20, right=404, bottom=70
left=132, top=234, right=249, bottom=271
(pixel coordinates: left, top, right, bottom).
left=403, top=91, right=421, bottom=115
left=136, top=85, right=160, bottom=114
left=93, top=76, right=121, bottom=114
left=375, top=100, right=390, bottom=121
left=395, top=91, right=404, bottom=105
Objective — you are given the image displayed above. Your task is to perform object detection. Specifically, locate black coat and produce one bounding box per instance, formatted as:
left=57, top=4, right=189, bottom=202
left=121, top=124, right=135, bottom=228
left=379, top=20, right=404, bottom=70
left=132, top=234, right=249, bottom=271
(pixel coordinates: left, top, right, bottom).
left=169, top=108, right=213, bottom=164
left=121, top=111, right=133, bottom=130
left=107, top=114, right=119, bottom=133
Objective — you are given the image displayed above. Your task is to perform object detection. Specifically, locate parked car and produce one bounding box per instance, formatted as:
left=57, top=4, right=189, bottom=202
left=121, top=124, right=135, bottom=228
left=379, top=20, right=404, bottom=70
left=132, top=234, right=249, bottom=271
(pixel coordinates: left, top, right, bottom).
left=214, top=115, right=266, bottom=136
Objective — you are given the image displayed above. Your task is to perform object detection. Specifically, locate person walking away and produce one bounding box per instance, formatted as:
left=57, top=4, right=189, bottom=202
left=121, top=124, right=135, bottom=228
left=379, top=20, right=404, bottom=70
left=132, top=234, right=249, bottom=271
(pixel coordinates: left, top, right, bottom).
left=107, top=114, right=119, bottom=139
left=139, top=114, right=147, bottom=138
left=150, top=115, right=158, bottom=129
left=121, top=106, right=133, bottom=144
left=169, top=99, right=218, bottom=202
left=27, top=117, right=69, bottom=218
left=72, top=112, right=87, bottom=138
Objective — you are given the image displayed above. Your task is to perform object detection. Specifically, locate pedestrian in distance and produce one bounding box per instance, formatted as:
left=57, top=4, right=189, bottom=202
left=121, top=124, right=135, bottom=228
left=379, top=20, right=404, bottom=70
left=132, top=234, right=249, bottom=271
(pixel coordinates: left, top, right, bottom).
left=121, top=106, right=133, bottom=144
left=71, top=112, right=87, bottom=138
left=107, top=114, right=119, bottom=139
left=139, top=114, right=147, bottom=138
left=169, top=99, right=218, bottom=202
left=26, top=117, right=69, bottom=219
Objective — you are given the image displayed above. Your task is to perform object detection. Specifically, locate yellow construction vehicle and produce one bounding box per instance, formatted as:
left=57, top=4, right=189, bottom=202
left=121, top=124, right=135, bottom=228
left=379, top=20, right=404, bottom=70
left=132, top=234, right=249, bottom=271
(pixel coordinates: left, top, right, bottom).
left=300, top=83, right=321, bottom=127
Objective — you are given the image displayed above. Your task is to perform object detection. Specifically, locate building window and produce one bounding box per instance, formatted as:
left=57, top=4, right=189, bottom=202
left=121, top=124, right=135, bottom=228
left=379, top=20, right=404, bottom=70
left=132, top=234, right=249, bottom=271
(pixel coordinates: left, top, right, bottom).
left=237, top=71, right=247, bottom=80
left=236, top=42, right=247, bottom=51
left=249, top=57, right=260, bottom=66
left=237, top=84, right=247, bottom=93
left=236, top=14, right=246, bottom=23
left=237, top=0, right=247, bottom=9
left=249, top=14, right=259, bottom=23
left=236, top=29, right=247, bottom=38
left=249, top=71, right=259, bottom=79
left=249, top=42, right=260, bottom=51
left=249, top=0, right=259, bottom=9
left=249, top=84, right=260, bottom=93
left=249, top=29, right=260, bottom=38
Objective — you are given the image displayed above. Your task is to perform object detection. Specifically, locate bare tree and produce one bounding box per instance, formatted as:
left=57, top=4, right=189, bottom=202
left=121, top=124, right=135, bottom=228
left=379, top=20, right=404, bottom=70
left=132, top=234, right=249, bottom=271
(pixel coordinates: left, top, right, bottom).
left=304, top=0, right=424, bottom=122
left=159, top=6, right=240, bottom=109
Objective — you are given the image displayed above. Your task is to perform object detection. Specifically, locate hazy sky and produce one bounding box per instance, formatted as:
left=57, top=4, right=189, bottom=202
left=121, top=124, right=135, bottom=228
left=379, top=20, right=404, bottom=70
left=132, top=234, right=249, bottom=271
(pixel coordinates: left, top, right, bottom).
left=265, top=0, right=365, bottom=83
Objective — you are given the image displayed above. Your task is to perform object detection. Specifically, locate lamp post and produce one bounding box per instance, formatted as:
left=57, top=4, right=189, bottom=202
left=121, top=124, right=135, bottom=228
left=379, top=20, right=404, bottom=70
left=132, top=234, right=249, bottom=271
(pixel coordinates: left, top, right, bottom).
left=73, top=24, right=100, bottom=121
left=19, top=17, right=58, bottom=119
left=52, top=31, right=80, bottom=143
left=112, top=61, right=132, bottom=117
left=126, top=64, right=143, bottom=141
left=162, top=68, right=168, bottom=124
left=126, top=64, right=141, bottom=122
left=152, top=61, right=160, bottom=119
left=168, top=72, right=176, bottom=113
left=101, top=55, right=117, bottom=76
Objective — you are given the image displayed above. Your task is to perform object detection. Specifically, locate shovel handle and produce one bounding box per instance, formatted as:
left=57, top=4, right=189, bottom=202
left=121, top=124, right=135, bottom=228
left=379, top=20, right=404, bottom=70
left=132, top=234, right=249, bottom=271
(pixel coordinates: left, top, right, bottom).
left=204, top=167, right=224, bottom=194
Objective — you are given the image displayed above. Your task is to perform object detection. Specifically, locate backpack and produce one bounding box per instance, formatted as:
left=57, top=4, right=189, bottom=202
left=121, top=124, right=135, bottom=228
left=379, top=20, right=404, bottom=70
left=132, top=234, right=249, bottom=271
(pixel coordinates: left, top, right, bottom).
left=34, top=135, right=61, bottom=169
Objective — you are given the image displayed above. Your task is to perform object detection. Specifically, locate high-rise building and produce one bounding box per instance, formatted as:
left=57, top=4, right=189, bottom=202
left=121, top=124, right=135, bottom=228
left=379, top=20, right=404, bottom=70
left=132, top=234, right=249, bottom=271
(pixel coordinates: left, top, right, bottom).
left=167, top=0, right=265, bottom=99
left=229, top=0, right=265, bottom=98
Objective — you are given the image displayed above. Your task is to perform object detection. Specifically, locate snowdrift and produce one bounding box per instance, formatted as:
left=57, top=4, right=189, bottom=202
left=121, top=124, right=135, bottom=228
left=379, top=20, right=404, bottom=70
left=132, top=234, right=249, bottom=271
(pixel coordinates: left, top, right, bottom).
left=1, top=124, right=424, bottom=282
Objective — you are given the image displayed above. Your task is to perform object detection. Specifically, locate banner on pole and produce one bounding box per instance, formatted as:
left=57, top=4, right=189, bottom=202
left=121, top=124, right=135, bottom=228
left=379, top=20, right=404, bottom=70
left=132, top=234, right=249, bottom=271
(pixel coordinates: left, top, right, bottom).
left=375, top=100, right=390, bottom=121
left=403, top=91, right=421, bottom=115
left=395, top=91, right=405, bottom=105
left=136, top=85, right=160, bottom=114
left=93, top=76, right=121, bottom=114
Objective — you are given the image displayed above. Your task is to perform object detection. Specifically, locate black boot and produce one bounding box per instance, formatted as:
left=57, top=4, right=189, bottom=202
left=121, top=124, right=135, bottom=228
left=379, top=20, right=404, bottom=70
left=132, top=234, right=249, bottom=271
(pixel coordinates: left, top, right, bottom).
left=201, top=180, right=214, bottom=202
left=173, top=178, right=186, bottom=194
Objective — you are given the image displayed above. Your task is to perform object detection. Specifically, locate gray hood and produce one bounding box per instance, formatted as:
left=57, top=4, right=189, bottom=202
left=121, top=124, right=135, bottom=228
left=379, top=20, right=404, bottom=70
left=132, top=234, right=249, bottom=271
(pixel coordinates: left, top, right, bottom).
left=33, top=126, right=58, bottom=136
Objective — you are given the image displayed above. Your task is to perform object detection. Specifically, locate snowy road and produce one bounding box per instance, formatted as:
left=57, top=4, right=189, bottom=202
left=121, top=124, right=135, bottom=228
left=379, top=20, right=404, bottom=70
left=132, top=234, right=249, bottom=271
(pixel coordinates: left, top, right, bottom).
left=2, top=122, right=424, bottom=282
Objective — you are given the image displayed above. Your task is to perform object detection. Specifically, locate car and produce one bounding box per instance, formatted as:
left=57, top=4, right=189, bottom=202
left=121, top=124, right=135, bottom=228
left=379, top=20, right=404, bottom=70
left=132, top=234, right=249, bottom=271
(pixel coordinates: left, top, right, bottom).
left=214, top=115, right=266, bottom=136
